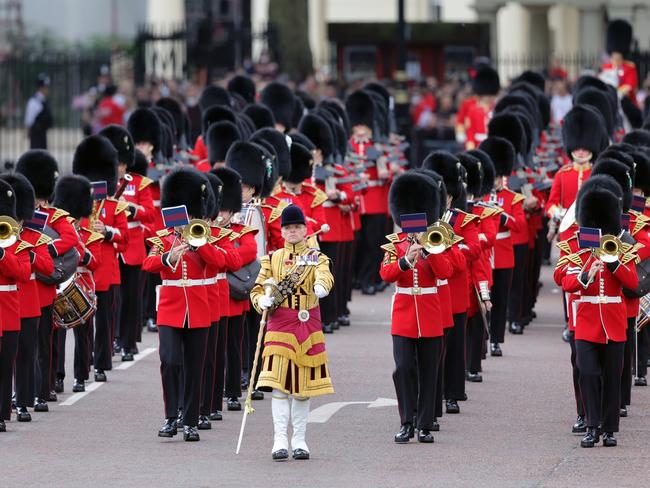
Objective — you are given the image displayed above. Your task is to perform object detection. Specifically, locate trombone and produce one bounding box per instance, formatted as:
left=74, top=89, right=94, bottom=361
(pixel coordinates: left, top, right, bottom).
left=168, top=219, right=212, bottom=273
left=418, top=222, right=454, bottom=255
left=0, top=215, right=20, bottom=248
left=595, top=234, right=623, bottom=263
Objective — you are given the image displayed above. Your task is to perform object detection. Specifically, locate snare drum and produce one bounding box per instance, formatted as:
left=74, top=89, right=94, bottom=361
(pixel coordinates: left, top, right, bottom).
left=52, top=273, right=97, bottom=329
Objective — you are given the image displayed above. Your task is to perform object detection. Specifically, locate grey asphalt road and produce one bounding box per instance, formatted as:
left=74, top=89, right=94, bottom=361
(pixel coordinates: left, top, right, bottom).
left=2, top=265, right=650, bottom=488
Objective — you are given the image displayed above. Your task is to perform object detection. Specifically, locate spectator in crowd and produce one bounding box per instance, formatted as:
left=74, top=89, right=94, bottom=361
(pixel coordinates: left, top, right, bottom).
left=24, top=73, right=53, bottom=149
left=95, top=84, right=126, bottom=129
left=551, top=77, right=573, bottom=125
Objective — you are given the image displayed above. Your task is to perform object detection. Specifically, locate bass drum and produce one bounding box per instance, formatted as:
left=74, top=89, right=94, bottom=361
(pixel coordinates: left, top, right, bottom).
left=52, top=273, right=97, bottom=329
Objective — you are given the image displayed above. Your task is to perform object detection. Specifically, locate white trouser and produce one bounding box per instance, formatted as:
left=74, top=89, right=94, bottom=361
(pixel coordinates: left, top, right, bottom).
left=271, top=390, right=290, bottom=453
left=291, top=396, right=311, bottom=453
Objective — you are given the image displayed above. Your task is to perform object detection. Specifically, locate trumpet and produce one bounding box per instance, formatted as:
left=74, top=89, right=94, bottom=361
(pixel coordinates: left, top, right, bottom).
left=419, top=222, right=454, bottom=255
left=595, top=234, right=623, bottom=263
left=181, top=219, right=211, bottom=248
left=0, top=215, right=20, bottom=248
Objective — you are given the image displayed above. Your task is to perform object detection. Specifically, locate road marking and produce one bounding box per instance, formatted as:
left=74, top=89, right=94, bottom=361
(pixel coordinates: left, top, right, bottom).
left=59, top=381, right=104, bottom=406
left=114, top=347, right=157, bottom=370
left=308, top=397, right=398, bottom=423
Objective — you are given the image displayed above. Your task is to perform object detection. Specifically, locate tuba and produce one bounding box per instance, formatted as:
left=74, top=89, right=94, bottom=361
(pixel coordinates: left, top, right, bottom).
left=181, top=219, right=211, bottom=247
left=419, top=222, right=454, bottom=254
left=596, top=234, right=623, bottom=263
left=0, top=215, right=20, bottom=248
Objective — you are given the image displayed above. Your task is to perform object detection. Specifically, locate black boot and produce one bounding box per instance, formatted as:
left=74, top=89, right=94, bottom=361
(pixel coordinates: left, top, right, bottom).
left=146, top=318, right=158, bottom=332
left=445, top=399, right=460, bottom=414
left=417, top=429, right=434, bottom=443
left=73, top=380, right=85, bottom=392
left=322, top=322, right=334, bottom=334
left=572, top=415, right=587, bottom=434
left=34, top=399, right=49, bottom=412
left=227, top=398, right=241, bottom=411
left=490, top=343, right=502, bottom=357
left=602, top=432, right=617, bottom=447
left=394, top=423, right=414, bottom=443
left=121, top=349, right=134, bottom=362
left=508, top=322, right=523, bottom=335
left=94, top=370, right=107, bottom=382
left=466, top=372, right=483, bottom=382
left=16, top=407, right=31, bottom=422
left=580, top=427, right=600, bottom=448
left=158, top=418, right=177, bottom=438
left=634, top=376, right=647, bottom=386
left=209, top=411, right=223, bottom=421
left=54, top=377, right=64, bottom=393
left=183, top=425, right=200, bottom=441
left=197, top=415, right=212, bottom=430
left=338, top=315, right=351, bottom=326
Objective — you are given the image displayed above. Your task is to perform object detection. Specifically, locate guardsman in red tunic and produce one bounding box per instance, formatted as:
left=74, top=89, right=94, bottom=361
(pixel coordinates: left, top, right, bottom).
left=198, top=120, right=241, bottom=172
left=478, top=137, right=526, bottom=356
left=557, top=184, right=638, bottom=448
left=4, top=174, right=54, bottom=422
left=143, top=168, right=226, bottom=442
left=100, top=125, right=155, bottom=361
left=0, top=177, right=41, bottom=430
left=73, top=135, right=129, bottom=383
left=16, top=150, right=79, bottom=410
left=463, top=66, right=500, bottom=150
left=546, top=105, right=608, bottom=241
left=380, top=172, right=454, bottom=444
left=601, top=20, right=638, bottom=107
left=51, top=176, right=102, bottom=393
left=347, top=90, right=388, bottom=295
left=213, top=167, right=259, bottom=415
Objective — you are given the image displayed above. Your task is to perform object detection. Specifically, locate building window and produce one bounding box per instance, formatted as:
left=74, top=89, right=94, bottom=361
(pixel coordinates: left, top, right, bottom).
left=344, top=46, right=377, bottom=81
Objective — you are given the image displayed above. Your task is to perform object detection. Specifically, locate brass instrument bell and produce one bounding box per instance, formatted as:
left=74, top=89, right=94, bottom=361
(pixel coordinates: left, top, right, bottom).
left=0, top=215, right=20, bottom=248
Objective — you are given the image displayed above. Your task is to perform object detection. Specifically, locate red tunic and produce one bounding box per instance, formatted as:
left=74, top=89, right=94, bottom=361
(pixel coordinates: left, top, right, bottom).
left=623, top=211, right=650, bottom=318
left=227, top=223, right=258, bottom=317
left=601, top=61, right=638, bottom=106
left=481, top=188, right=526, bottom=269
left=349, top=135, right=389, bottom=215
left=119, top=173, right=155, bottom=266
left=448, top=210, right=481, bottom=315
left=465, top=102, right=492, bottom=150
left=315, top=167, right=355, bottom=243
left=544, top=162, right=591, bottom=220
left=0, top=239, right=33, bottom=333
left=272, top=183, right=327, bottom=235
left=18, top=228, right=54, bottom=319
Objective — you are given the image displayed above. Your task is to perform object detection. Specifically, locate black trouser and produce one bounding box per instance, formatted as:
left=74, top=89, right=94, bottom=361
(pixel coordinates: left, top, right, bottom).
left=568, top=331, right=585, bottom=418
left=56, top=322, right=93, bottom=381
left=245, top=308, right=263, bottom=386
left=576, top=339, right=624, bottom=432
left=339, top=240, right=354, bottom=317
left=490, top=268, right=512, bottom=344
left=0, top=330, right=19, bottom=420
left=621, top=318, right=635, bottom=407
left=444, top=312, right=467, bottom=401
left=466, top=312, right=484, bottom=374
left=200, top=321, right=219, bottom=416
left=110, top=284, right=121, bottom=349
left=212, top=316, right=228, bottom=412
left=393, top=335, right=440, bottom=430
left=435, top=328, right=451, bottom=419
left=320, top=241, right=340, bottom=324
left=119, top=262, right=142, bottom=351
left=15, top=317, right=39, bottom=408
left=507, top=244, right=528, bottom=324
left=358, top=214, right=386, bottom=288
left=637, top=326, right=649, bottom=377
left=94, top=290, right=113, bottom=371
left=35, top=305, right=53, bottom=400
left=225, top=313, right=245, bottom=399
left=159, top=325, right=209, bottom=427
left=352, top=229, right=362, bottom=286
left=144, top=272, right=161, bottom=323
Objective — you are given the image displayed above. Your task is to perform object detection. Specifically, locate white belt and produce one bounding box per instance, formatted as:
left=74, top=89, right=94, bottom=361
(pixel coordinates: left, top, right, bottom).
left=217, top=272, right=227, bottom=280
left=436, top=279, right=448, bottom=286
left=30, top=272, right=35, bottom=280
left=162, top=279, right=205, bottom=287
left=367, top=180, right=385, bottom=187
left=127, top=221, right=141, bottom=229
left=578, top=295, right=622, bottom=304
left=0, top=284, right=17, bottom=291
left=153, top=200, right=160, bottom=206
left=395, top=286, right=437, bottom=295
left=323, top=201, right=337, bottom=208
left=496, top=231, right=511, bottom=240
left=204, top=273, right=227, bottom=285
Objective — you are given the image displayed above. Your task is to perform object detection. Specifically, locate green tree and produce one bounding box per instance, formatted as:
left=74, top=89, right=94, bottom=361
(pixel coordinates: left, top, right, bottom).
left=268, top=0, right=313, bottom=82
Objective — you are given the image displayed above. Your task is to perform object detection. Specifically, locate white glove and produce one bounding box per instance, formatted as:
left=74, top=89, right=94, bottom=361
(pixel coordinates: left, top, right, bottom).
left=258, top=295, right=274, bottom=310
left=455, top=131, right=467, bottom=144
left=314, top=284, right=328, bottom=298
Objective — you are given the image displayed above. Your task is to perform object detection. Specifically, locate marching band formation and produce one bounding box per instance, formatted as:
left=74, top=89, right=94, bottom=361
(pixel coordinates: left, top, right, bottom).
left=0, top=17, right=649, bottom=460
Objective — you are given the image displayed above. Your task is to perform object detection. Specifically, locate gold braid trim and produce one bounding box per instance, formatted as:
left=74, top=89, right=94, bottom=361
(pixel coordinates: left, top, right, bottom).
left=262, top=330, right=328, bottom=368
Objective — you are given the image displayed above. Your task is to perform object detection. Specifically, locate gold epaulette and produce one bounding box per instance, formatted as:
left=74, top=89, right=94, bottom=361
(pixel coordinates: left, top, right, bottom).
left=229, top=231, right=240, bottom=241
left=15, top=240, right=33, bottom=253
left=115, top=201, right=130, bottom=215
left=630, top=210, right=650, bottom=236
left=146, top=236, right=165, bottom=251
left=621, top=248, right=640, bottom=265
left=564, top=250, right=588, bottom=267
left=50, top=208, right=69, bottom=222
left=555, top=239, right=572, bottom=255
left=156, top=229, right=171, bottom=237
left=267, top=199, right=290, bottom=223
left=311, top=188, right=328, bottom=208
left=66, top=216, right=75, bottom=224
left=452, top=235, right=464, bottom=246
left=386, top=233, right=405, bottom=244
left=236, top=225, right=256, bottom=237
left=461, top=211, right=478, bottom=227
left=35, top=233, right=53, bottom=246
left=506, top=189, right=525, bottom=205
left=555, top=255, right=569, bottom=268
left=139, top=176, right=153, bottom=191
left=216, top=227, right=232, bottom=240
left=207, top=235, right=218, bottom=244
left=480, top=206, right=502, bottom=219
left=85, top=230, right=105, bottom=246
left=380, top=242, right=397, bottom=255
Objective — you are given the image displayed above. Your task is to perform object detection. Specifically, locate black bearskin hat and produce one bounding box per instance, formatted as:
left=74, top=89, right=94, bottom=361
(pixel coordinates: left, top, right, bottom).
left=364, top=82, right=390, bottom=110
left=389, top=172, right=440, bottom=225
left=244, top=104, right=275, bottom=130
left=411, top=168, right=447, bottom=217
left=421, top=151, right=464, bottom=200
left=633, top=150, right=650, bottom=195
left=161, top=167, right=211, bottom=220
left=227, top=75, right=256, bottom=104
left=574, top=88, right=614, bottom=136
left=591, top=159, right=634, bottom=212
left=236, top=113, right=255, bottom=139
left=0, top=179, right=17, bottom=219
left=15, top=149, right=59, bottom=200
left=72, top=135, right=119, bottom=195
left=598, top=149, right=635, bottom=180
left=472, top=66, right=500, bottom=96
left=52, top=175, right=93, bottom=219
left=99, top=124, right=135, bottom=168
left=156, top=97, right=185, bottom=143
left=621, top=96, right=643, bottom=129
left=260, top=82, right=295, bottom=130
left=202, top=105, right=237, bottom=136
left=562, top=105, right=608, bottom=159
left=488, top=112, right=527, bottom=155
left=622, top=129, right=650, bottom=148
left=132, top=149, right=149, bottom=177
left=290, top=132, right=316, bottom=151
left=345, top=90, right=376, bottom=130
left=253, top=139, right=279, bottom=197
left=251, top=128, right=291, bottom=179
left=319, top=99, right=350, bottom=137
left=127, top=108, right=162, bottom=154
left=581, top=174, right=624, bottom=201
left=467, top=149, right=495, bottom=197
left=298, top=114, right=335, bottom=162
left=206, top=121, right=241, bottom=165
left=576, top=186, right=622, bottom=236
left=606, top=19, right=633, bottom=57
left=199, top=85, right=231, bottom=112
left=286, top=142, right=313, bottom=184
left=225, top=141, right=270, bottom=198
left=292, top=96, right=305, bottom=130
left=478, top=137, right=515, bottom=177
left=205, top=171, right=223, bottom=218
left=515, top=71, right=545, bottom=92
left=213, top=166, right=242, bottom=214
left=0, top=173, right=34, bottom=221
left=457, top=152, right=483, bottom=197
